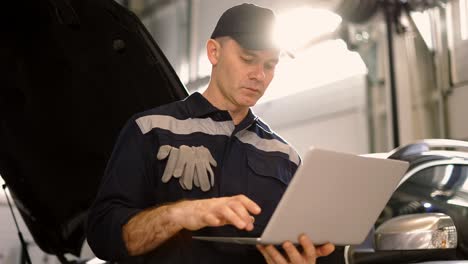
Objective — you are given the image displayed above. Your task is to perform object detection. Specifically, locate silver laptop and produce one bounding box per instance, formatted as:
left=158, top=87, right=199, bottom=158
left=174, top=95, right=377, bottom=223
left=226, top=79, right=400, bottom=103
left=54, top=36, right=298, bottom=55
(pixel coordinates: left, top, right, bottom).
left=193, top=147, right=409, bottom=245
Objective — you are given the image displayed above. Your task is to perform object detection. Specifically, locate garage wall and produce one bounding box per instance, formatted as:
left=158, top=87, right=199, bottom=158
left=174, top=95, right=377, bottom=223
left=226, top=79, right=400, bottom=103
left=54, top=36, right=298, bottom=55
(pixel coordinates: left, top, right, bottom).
left=253, top=75, right=370, bottom=156
left=447, top=84, right=468, bottom=140
left=141, top=0, right=190, bottom=82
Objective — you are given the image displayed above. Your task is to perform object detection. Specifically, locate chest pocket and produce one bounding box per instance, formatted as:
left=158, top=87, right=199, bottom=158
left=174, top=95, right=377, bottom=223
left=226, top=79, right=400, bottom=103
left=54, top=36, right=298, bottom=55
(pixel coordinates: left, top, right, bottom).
left=246, top=148, right=293, bottom=234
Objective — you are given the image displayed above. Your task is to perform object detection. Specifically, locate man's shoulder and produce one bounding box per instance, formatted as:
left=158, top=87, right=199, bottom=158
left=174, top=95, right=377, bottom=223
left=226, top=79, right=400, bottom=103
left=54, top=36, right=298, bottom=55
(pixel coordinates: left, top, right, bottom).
left=125, top=99, right=193, bottom=135
left=245, top=117, right=301, bottom=166
left=252, top=117, right=288, bottom=145
left=133, top=99, right=189, bottom=120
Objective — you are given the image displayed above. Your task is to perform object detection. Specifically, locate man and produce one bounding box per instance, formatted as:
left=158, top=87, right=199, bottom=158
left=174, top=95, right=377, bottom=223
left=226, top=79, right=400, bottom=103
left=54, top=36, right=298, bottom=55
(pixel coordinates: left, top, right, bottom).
left=87, top=3, right=335, bottom=263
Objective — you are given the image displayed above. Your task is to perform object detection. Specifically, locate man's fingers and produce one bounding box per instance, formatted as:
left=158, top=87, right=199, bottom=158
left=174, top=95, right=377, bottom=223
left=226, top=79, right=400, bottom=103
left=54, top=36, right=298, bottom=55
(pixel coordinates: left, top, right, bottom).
left=256, top=245, right=267, bottom=257
left=194, top=196, right=261, bottom=230
left=203, top=213, right=221, bottom=226
left=256, top=245, right=274, bottom=264
left=229, top=201, right=254, bottom=230
left=299, top=234, right=317, bottom=261
left=316, top=243, right=335, bottom=257
left=219, top=206, right=246, bottom=229
left=235, top=195, right=261, bottom=215
left=264, top=245, right=288, bottom=264
left=282, top=241, right=303, bottom=263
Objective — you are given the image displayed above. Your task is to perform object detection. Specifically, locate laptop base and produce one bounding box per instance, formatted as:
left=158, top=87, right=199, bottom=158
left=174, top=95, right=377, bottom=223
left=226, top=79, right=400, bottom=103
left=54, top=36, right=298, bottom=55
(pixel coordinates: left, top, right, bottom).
left=192, top=236, right=262, bottom=245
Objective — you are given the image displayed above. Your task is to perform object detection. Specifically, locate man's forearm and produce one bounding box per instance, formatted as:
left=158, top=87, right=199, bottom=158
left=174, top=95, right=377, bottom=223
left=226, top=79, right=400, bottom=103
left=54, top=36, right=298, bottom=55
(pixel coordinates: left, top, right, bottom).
left=121, top=195, right=261, bottom=256
left=122, top=203, right=183, bottom=256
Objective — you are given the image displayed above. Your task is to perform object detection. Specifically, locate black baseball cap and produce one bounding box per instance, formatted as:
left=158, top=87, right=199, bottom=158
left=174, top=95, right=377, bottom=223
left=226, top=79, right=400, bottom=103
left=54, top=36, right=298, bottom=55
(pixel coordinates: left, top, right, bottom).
left=210, top=3, right=278, bottom=51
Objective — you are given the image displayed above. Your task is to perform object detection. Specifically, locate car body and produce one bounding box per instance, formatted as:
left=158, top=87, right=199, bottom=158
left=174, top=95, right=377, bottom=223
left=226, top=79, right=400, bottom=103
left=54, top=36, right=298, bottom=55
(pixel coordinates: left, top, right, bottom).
left=0, top=0, right=187, bottom=260
left=348, top=139, right=468, bottom=264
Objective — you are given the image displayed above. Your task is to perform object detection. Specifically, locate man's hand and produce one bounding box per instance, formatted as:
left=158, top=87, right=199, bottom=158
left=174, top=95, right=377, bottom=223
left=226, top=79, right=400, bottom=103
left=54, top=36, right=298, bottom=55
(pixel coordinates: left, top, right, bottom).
left=169, top=195, right=261, bottom=231
left=123, top=195, right=260, bottom=256
left=257, top=234, right=335, bottom=264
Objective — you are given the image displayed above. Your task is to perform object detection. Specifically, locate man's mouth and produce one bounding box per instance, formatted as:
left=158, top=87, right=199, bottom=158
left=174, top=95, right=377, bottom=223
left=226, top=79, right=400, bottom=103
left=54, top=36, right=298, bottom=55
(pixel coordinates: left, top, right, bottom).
left=244, top=87, right=260, bottom=93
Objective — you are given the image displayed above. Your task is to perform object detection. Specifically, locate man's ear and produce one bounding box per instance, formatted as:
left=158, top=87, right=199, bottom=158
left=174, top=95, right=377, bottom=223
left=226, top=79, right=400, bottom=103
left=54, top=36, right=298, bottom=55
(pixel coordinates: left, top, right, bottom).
left=206, top=39, right=221, bottom=65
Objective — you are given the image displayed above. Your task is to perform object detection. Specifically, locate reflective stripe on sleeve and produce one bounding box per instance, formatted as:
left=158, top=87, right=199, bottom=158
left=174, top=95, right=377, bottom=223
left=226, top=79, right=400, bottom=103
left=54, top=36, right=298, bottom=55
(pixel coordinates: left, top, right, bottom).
left=236, top=130, right=300, bottom=166
left=135, top=115, right=235, bottom=136
left=135, top=115, right=299, bottom=166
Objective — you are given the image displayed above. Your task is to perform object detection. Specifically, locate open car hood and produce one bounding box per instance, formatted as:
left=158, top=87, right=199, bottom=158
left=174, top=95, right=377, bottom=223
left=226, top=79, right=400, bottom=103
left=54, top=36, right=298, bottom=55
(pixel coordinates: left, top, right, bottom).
left=0, top=0, right=187, bottom=258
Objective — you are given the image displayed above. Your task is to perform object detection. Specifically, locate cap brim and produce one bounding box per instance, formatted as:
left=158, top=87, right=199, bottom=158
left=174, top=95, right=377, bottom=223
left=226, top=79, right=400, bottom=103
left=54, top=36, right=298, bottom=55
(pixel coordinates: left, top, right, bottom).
left=230, top=33, right=278, bottom=51
left=229, top=34, right=294, bottom=58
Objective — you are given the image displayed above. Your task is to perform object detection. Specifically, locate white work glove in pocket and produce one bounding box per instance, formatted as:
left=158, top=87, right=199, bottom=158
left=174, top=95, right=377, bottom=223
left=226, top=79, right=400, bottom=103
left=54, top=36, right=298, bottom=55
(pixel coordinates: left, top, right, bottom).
left=157, top=145, right=217, bottom=192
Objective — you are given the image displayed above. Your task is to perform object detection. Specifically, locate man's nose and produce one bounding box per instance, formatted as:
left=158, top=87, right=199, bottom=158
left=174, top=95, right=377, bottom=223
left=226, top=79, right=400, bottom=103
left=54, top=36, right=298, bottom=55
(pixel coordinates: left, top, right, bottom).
left=249, top=64, right=266, bottom=81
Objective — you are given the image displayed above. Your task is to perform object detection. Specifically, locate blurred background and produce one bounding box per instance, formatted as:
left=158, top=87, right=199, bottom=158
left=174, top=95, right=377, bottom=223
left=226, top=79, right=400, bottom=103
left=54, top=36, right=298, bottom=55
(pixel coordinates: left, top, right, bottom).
left=128, top=0, right=467, bottom=155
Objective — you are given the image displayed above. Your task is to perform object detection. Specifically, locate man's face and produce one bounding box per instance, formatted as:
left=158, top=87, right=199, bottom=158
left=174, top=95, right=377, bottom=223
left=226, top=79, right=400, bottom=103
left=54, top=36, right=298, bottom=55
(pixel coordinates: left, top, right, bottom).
left=213, top=38, right=279, bottom=108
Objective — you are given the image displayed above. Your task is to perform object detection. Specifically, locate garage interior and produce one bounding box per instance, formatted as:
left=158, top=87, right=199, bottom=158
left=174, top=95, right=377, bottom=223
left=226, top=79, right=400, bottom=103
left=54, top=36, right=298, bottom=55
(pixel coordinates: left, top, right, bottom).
left=1, top=0, right=468, bottom=263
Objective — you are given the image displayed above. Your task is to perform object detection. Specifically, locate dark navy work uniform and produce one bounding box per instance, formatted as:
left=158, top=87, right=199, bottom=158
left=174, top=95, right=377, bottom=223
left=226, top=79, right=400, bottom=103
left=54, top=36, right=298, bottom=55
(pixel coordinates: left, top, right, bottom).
left=87, top=92, right=300, bottom=263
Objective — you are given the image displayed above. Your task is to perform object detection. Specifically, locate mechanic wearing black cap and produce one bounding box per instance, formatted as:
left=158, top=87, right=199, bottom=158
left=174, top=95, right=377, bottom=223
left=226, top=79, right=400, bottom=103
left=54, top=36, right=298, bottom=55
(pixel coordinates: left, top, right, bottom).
left=87, top=3, right=335, bottom=264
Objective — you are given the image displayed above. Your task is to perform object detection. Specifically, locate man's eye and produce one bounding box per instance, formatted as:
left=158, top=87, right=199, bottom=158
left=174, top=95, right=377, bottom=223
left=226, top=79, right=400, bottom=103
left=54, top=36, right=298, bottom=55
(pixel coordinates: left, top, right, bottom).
left=241, top=57, right=254, bottom=63
left=265, top=63, right=277, bottom=70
